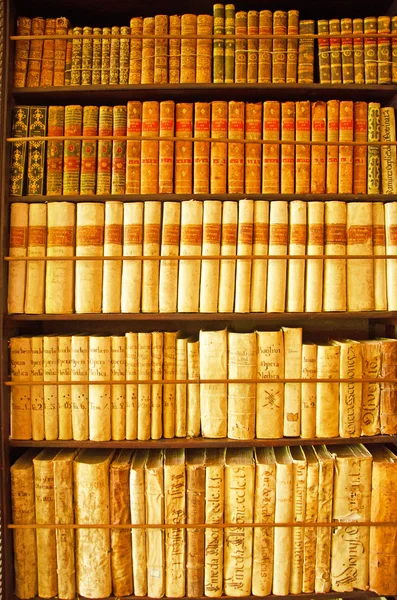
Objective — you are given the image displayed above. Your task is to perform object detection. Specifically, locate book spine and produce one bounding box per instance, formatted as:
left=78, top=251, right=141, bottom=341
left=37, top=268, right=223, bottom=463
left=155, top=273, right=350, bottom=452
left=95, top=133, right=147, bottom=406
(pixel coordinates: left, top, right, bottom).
left=326, top=99, right=339, bottom=194
left=119, top=26, right=130, bottom=85
left=381, top=107, right=397, bottom=194
left=282, top=327, right=303, bottom=435
left=280, top=101, right=295, bottom=194
left=92, top=27, right=102, bottom=85
left=373, top=202, right=387, bottom=310
left=57, top=336, right=72, bottom=440
left=142, top=17, right=155, bottom=84
left=218, top=201, right=237, bottom=313
left=89, top=336, right=111, bottom=441
left=26, top=17, right=45, bottom=87
left=110, top=26, right=120, bottom=85
left=247, top=10, right=259, bottom=83
left=385, top=202, right=397, bottom=310
left=235, top=11, right=248, bottom=83
left=27, top=106, right=47, bottom=196
left=228, top=332, right=256, bottom=439
left=163, top=332, right=177, bottom=438
left=138, top=333, right=151, bottom=440
left=228, top=100, right=245, bottom=193
left=298, top=20, right=314, bottom=83
left=75, top=203, right=104, bottom=314
left=8, top=203, right=28, bottom=314
left=315, top=453, right=334, bottom=592
left=31, top=337, right=44, bottom=441
left=101, top=27, right=111, bottom=84
left=338, top=100, right=354, bottom=194
left=97, top=106, right=113, bottom=195
left=317, top=20, right=331, bottom=83
left=80, top=105, right=99, bottom=195
left=287, top=201, right=306, bottom=313
left=175, top=102, right=193, bottom=194
left=24, top=203, right=46, bottom=315
left=64, top=28, right=72, bottom=86
left=40, top=18, right=56, bottom=87
left=302, top=455, right=319, bottom=593
left=210, top=101, right=228, bottom=193
left=178, top=200, right=203, bottom=312
left=301, top=343, right=317, bottom=438
left=305, top=202, right=324, bottom=312
left=47, top=105, right=64, bottom=195
left=341, top=18, right=353, bottom=84
left=368, top=102, right=381, bottom=194
left=290, top=453, right=307, bottom=593
left=129, top=17, right=143, bottom=84
left=34, top=454, right=57, bottom=598
left=14, top=17, right=31, bottom=87
left=250, top=200, right=269, bottom=312
left=112, top=105, right=127, bottom=194
left=258, top=10, right=272, bottom=83
left=200, top=200, right=221, bottom=312
left=273, top=453, right=293, bottom=595
left=103, top=201, right=123, bottom=314
left=71, top=336, right=89, bottom=440
left=392, top=16, right=397, bottom=83
left=10, top=337, right=32, bottom=440
left=159, top=202, right=180, bottom=313
left=311, top=101, right=326, bottom=194
left=176, top=337, right=188, bottom=437
left=111, top=337, right=126, bottom=440
left=323, top=201, right=347, bottom=311
left=151, top=332, right=163, bottom=440
left=256, top=330, right=284, bottom=438
left=316, top=345, right=340, bottom=437
left=142, top=201, right=161, bottom=313
left=245, top=102, right=262, bottom=194
left=361, top=341, right=381, bottom=435
left=53, top=18, right=69, bottom=86
left=154, top=15, right=168, bottom=84
left=81, top=26, right=93, bottom=85
left=338, top=341, right=363, bottom=437
left=145, top=452, right=165, bottom=596
left=165, top=451, right=186, bottom=597
left=267, top=200, right=288, bottom=312
left=199, top=330, right=227, bottom=438
left=126, top=100, right=142, bottom=194
left=63, top=104, right=82, bottom=195
left=9, top=105, right=29, bottom=197
left=194, top=101, right=210, bottom=193
left=329, top=19, right=342, bottom=84
left=235, top=199, right=254, bottom=313
left=125, top=333, right=138, bottom=440
left=262, top=100, right=280, bottom=193
left=141, top=101, right=159, bottom=194
left=347, top=202, right=374, bottom=311
left=378, top=16, right=391, bottom=84
left=187, top=339, right=200, bottom=437
left=353, top=18, right=365, bottom=84
left=295, top=100, right=311, bottom=194
left=43, top=337, right=58, bottom=440
left=169, top=15, right=181, bottom=83
left=272, top=11, right=287, bottom=82
left=364, top=16, right=378, bottom=83
left=286, top=10, right=299, bottom=83
left=353, top=101, right=368, bottom=194
left=197, top=15, right=213, bottom=84
left=204, top=452, right=225, bottom=597
left=225, top=4, right=235, bottom=83
left=213, top=4, right=225, bottom=83
left=121, top=202, right=143, bottom=313
left=110, top=454, right=133, bottom=596
left=70, top=26, right=83, bottom=86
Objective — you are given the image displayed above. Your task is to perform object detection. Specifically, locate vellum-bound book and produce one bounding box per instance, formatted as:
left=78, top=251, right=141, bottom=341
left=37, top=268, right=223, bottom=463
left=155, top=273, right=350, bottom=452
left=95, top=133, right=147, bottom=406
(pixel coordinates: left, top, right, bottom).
left=256, top=330, right=284, bottom=439
left=159, top=202, right=181, bottom=313
left=142, top=201, right=161, bottom=313
left=330, top=445, right=372, bottom=592
left=121, top=202, right=143, bottom=313
left=252, top=447, right=276, bottom=596
left=301, top=343, right=317, bottom=439
left=306, top=202, right=324, bottom=312
left=103, top=202, right=123, bottom=314
left=250, top=201, right=269, bottom=312
left=204, top=448, right=225, bottom=598
left=71, top=335, right=89, bottom=441
left=57, top=335, right=72, bottom=440
left=331, top=339, right=362, bottom=438
left=89, top=336, right=111, bottom=441
left=200, top=329, right=227, bottom=438
left=187, top=337, right=200, bottom=438
left=130, top=450, right=148, bottom=596
left=43, top=336, right=58, bottom=441
left=10, top=336, right=32, bottom=440
left=381, top=107, right=397, bottom=194
left=235, top=199, right=254, bottom=313
left=200, top=200, right=221, bottom=312
left=282, top=327, right=302, bottom=436
left=31, top=336, right=44, bottom=441
left=176, top=335, right=188, bottom=438
left=163, top=331, right=177, bottom=439
left=218, top=201, right=237, bottom=313
left=25, top=203, right=46, bottom=314
left=290, top=447, right=307, bottom=594
left=347, top=203, right=374, bottom=311
left=379, top=337, right=397, bottom=435
left=385, top=202, right=397, bottom=310
left=361, top=339, right=381, bottom=436
left=224, top=448, right=255, bottom=597
left=74, top=449, right=113, bottom=599
left=267, top=201, right=288, bottom=312
left=126, top=332, right=138, bottom=440
left=151, top=331, right=163, bottom=440
left=228, top=332, right=256, bottom=439
left=186, top=449, right=206, bottom=597
left=138, top=332, right=151, bottom=440
left=145, top=450, right=165, bottom=598
left=75, top=203, right=104, bottom=314
left=372, top=203, right=387, bottom=310
left=314, top=445, right=334, bottom=593
left=8, top=203, right=28, bottom=314
left=165, top=449, right=186, bottom=598
left=287, top=200, right=306, bottom=313
left=316, top=344, right=340, bottom=437
left=302, top=447, right=319, bottom=594
left=111, top=336, right=126, bottom=441
left=323, top=201, right=347, bottom=312
left=273, top=446, right=294, bottom=595
left=178, top=200, right=203, bottom=312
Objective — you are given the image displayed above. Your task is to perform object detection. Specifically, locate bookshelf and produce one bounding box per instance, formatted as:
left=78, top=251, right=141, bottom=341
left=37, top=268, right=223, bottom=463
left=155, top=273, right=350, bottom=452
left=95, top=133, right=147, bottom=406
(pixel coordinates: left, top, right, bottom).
left=2, top=0, right=397, bottom=598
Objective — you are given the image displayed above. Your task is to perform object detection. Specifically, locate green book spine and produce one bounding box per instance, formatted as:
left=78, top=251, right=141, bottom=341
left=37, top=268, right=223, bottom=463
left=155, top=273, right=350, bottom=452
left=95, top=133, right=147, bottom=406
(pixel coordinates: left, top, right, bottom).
left=80, top=106, right=99, bottom=195
left=225, top=4, right=235, bottom=83
left=110, top=26, right=121, bottom=85
left=120, top=26, right=130, bottom=85
left=368, top=102, right=381, bottom=194
left=112, top=105, right=127, bottom=194
left=92, top=28, right=102, bottom=85
left=213, top=3, right=225, bottom=83
left=64, top=28, right=73, bottom=86
left=46, top=106, right=64, bottom=195
left=63, top=105, right=82, bottom=195
left=235, top=11, right=247, bottom=83
left=27, top=106, right=47, bottom=195
left=71, top=26, right=83, bottom=86
left=81, top=26, right=93, bottom=85
left=378, top=16, right=391, bottom=84
left=101, top=27, right=111, bottom=84
left=9, top=106, right=30, bottom=197
left=97, top=106, right=113, bottom=195
left=317, top=20, right=331, bottom=84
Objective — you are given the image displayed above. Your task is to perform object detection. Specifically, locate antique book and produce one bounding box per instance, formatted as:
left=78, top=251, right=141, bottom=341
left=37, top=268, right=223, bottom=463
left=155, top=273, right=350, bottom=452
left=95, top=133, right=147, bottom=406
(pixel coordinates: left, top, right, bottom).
left=331, top=339, right=362, bottom=438
left=126, top=332, right=138, bottom=440
left=46, top=105, right=64, bottom=195
left=368, top=102, right=381, bottom=194
left=145, top=450, right=165, bottom=597
left=181, top=14, right=197, bottom=83
left=210, top=101, right=227, bottom=193
left=138, top=332, right=152, bottom=440
left=272, top=11, right=287, bottom=83
left=33, top=449, right=58, bottom=598
left=347, top=202, right=374, bottom=311
left=247, top=10, right=259, bottom=82
left=235, top=199, right=254, bottom=313
left=287, top=200, right=307, bottom=313
left=53, top=18, right=69, bottom=86
left=353, top=18, right=365, bottom=84
left=228, top=332, right=256, bottom=439
left=267, top=201, right=288, bottom=312
left=281, top=101, right=295, bottom=194
left=331, top=445, right=372, bottom=592
left=250, top=200, right=269, bottom=312
left=353, top=101, right=368, bottom=194
left=381, top=107, right=397, bottom=194
left=81, top=26, right=93, bottom=85
left=53, top=449, right=78, bottom=600
left=10, top=336, right=32, bottom=440
left=187, top=337, right=200, bottom=438
left=295, top=101, right=311, bottom=194
left=175, top=103, right=193, bottom=194
left=8, top=202, right=28, bottom=313
left=225, top=4, right=235, bottom=83
left=89, top=336, right=111, bottom=441
left=245, top=102, right=262, bottom=193
left=256, top=330, right=284, bottom=439
left=199, top=329, right=227, bottom=438
left=141, top=101, right=159, bottom=194
left=176, top=335, right=188, bottom=438
left=169, top=15, right=181, bottom=83
left=101, top=27, right=111, bottom=85
left=27, top=105, right=47, bottom=196
left=43, top=336, right=58, bottom=441
left=361, top=339, right=381, bottom=436
left=24, top=203, right=46, bottom=314
left=63, top=104, right=82, bottom=195
left=314, top=445, right=334, bottom=593
left=154, top=15, right=168, bottom=84
left=71, top=335, right=89, bottom=440
left=262, top=101, right=280, bottom=194
left=30, top=336, right=44, bottom=441
left=11, top=450, right=38, bottom=599
left=290, top=447, right=307, bottom=594
left=378, top=337, right=397, bottom=434
left=393, top=16, right=397, bottom=82
left=341, top=18, right=354, bottom=84
left=204, top=448, right=225, bottom=597
left=224, top=448, right=255, bottom=596
left=369, top=446, right=397, bottom=594
left=364, top=16, right=378, bottom=83
left=316, top=344, right=340, bottom=437
left=218, top=201, right=237, bottom=312
left=378, top=16, right=392, bottom=84
left=80, top=105, right=98, bottom=195
left=373, top=203, right=387, bottom=310
left=338, top=101, right=354, bottom=194
left=75, top=203, right=104, bottom=314
left=45, top=202, right=75, bottom=314
left=64, top=28, right=73, bottom=86
left=112, top=105, right=127, bottom=194
left=91, top=27, right=102, bottom=85
left=323, top=201, right=347, bottom=312
left=74, top=449, right=113, bottom=598
left=129, top=17, right=143, bottom=84
left=159, top=100, right=175, bottom=193
left=163, top=331, right=177, bottom=439
left=109, top=26, right=120, bottom=85
left=159, top=202, right=180, bottom=313
left=317, top=20, right=331, bottom=83
left=111, top=336, right=126, bottom=441
left=26, top=17, right=45, bottom=87
left=151, top=331, right=164, bottom=440
left=298, top=20, right=314, bottom=83
left=273, top=446, right=293, bottom=595
left=70, top=26, right=83, bottom=86
left=102, top=201, right=123, bottom=313
left=110, top=450, right=133, bottom=597
left=258, top=10, right=272, bottom=83
left=57, top=336, right=72, bottom=440
left=228, top=101, right=245, bottom=193
left=186, top=449, right=206, bottom=596
left=311, top=101, right=326, bottom=194
left=9, top=105, right=29, bottom=197
left=197, top=15, right=213, bottom=83
left=385, top=202, right=397, bottom=309
left=213, top=4, right=225, bottom=82
left=252, top=448, right=276, bottom=596
left=193, top=102, right=210, bottom=193
left=126, top=100, right=142, bottom=194
left=301, top=342, right=317, bottom=439
left=235, top=11, right=248, bottom=83
left=130, top=450, right=148, bottom=595
left=14, top=17, right=31, bottom=87
left=326, top=99, right=339, bottom=194
left=142, top=201, right=161, bottom=313
left=302, top=447, right=319, bottom=594
left=329, top=19, right=342, bottom=83
left=286, top=10, right=299, bottom=83
left=119, top=26, right=131, bottom=82
left=200, top=200, right=221, bottom=312
left=282, top=327, right=302, bottom=436
left=178, top=200, right=203, bottom=312
left=305, top=202, right=324, bottom=312
left=96, top=106, right=112, bottom=196
left=165, top=449, right=186, bottom=598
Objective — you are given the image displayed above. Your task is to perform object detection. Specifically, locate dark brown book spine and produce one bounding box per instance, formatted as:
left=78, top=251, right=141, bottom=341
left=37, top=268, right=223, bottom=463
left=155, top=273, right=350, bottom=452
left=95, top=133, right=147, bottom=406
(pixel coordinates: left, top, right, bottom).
left=317, top=20, right=331, bottom=84
left=13, top=17, right=31, bottom=88
left=64, top=28, right=73, bottom=86
left=298, top=20, right=315, bottom=83
left=378, top=16, right=392, bottom=84
left=353, top=18, right=365, bottom=84
left=329, top=19, right=342, bottom=84
left=27, top=106, right=47, bottom=195
left=364, top=16, right=377, bottom=84
left=272, top=11, right=287, bottom=83
left=258, top=10, right=272, bottom=83
left=247, top=11, right=259, bottom=83
left=341, top=18, right=354, bottom=84
left=26, top=17, right=45, bottom=87
left=40, top=18, right=56, bottom=87
left=286, top=10, right=299, bottom=83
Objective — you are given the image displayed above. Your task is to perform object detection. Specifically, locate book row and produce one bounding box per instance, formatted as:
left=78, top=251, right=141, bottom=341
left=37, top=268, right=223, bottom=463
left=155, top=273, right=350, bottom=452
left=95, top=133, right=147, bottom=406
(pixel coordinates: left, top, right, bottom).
left=13, top=11, right=397, bottom=88
left=9, top=328, right=397, bottom=442
left=9, top=101, right=397, bottom=197
left=8, top=200, right=397, bottom=315
left=11, top=445, right=397, bottom=600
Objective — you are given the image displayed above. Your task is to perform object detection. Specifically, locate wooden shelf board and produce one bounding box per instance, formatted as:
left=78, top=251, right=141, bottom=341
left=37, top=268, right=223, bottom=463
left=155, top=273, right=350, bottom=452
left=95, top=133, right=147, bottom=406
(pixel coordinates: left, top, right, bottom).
left=12, top=594, right=380, bottom=600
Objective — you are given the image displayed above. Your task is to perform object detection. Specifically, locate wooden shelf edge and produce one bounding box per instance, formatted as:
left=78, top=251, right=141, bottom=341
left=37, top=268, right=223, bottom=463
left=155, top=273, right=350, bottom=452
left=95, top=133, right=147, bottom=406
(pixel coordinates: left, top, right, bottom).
left=11, top=593, right=381, bottom=600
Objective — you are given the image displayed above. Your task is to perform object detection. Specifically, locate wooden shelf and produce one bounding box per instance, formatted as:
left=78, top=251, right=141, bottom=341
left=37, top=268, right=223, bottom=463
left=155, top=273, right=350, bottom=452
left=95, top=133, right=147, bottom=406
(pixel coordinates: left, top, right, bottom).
left=13, top=593, right=380, bottom=600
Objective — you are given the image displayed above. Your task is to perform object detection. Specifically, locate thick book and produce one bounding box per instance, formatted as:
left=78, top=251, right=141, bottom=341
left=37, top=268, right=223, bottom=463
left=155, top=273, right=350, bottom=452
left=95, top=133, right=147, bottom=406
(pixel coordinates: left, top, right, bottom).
left=287, top=200, right=306, bottom=313
left=297, top=20, right=314, bottom=83
left=331, top=339, right=362, bottom=438
left=273, top=447, right=293, bottom=595
left=314, top=445, right=334, bottom=593
left=9, top=105, right=29, bottom=197
left=121, top=202, right=143, bottom=313
left=178, top=200, right=203, bottom=312
left=235, top=199, right=254, bottom=313
left=14, top=17, right=31, bottom=87
left=361, top=339, right=382, bottom=436
left=228, top=332, right=256, bottom=439
left=46, top=105, right=64, bottom=195
left=256, top=330, right=284, bottom=439
left=200, top=200, right=221, bottom=312
left=199, top=329, right=227, bottom=438
left=250, top=200, right=269, bottom=312
left=305, top=201, right=324, bottom=312
left=130, top=451, right=148, bottom=595
left=142, top=201, right=161, bottom=313
left=159, top=202, right=180, bottom=313
left=8, top=202, right=28, bottom=314
left=378, top=16, right=391, bottom=84
left=165, top=449, right=186, bottom=597
left=103, top=201, right=123, bottom=314
left=218, top=201, right=237, bottom=312
left=311, top=101, right=326, bottom=194
left=267, top=201, right=288, bottom=312
left=27, top=106, right=47, bottom=196
left=24, top=203, right=46, bottom=315
left=225, top=4, right=235, bottom=83
left=326, top=99, right=339, bottom=194
left=75, top=203, right=104, bottom=314
left=373, top=202, right=387, bottom=310
left=70, top=27, right=83, bottom=86
left=290, top=446, right=307, bottom=594
left=186, top=449, right=206, bottom=596
left=204, top=448, right=225, bottom=597
left=10, top=336, right=32, bottom=440
left=323, top=201, right=347, bottom=312
left=145, top=450, right=165, bottom=596
left=338, top=101, right=354, bottom=194
left=347, top=202, right=374, bottom=311
left=39, top=19, right=56, bottom=87
left=88, top=336, right=111, bottom=441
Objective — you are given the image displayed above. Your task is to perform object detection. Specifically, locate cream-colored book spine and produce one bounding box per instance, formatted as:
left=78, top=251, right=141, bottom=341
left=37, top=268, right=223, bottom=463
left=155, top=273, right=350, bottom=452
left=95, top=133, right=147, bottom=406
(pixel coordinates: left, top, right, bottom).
left=199, top=329, right=227, bottom=438
left=282, top=327, right=302, bottom=436
left=33, top=449, right=58, bottom=598
left=385, top=202, right=397, bottom=310
left=250, top=201, right=269, bottom=312
left=314, top=445, right=334, bottom=593
left=252, top=448, right=276, bottom=596
left=126, top=332, right=138, bottom=440
left=121, top=202, right=143, bottom=313
left=71, top=335, right=89, bottom=441
left=75, top=203, right=104, bottom=314
left=204, top=448, right=225, bottom=598
left=360, top=340, right=381, bottom=436
left=111, top=336, right=126, bottom=440
left=89, top=336, right=111, bottom=441
left=43, top=336, right=58, bottom=441
left=142, top=201, right=161, bottom=313
left=110, top=450, right=133, bottom=597
left=24, top=203, right=46, bottom=314
left=287, top=201, right=306, bottom=313
left=178, top=200, right=203, bottom=312
left=347, top=202, right=374, bottom=311
left=45, top=202, right=75, bottom=314
left=381, top=107, right=397, bottom=194
left=186, top=337, right=200, bottom=438
left=373, top=202, right=387, bottom=310
left=302, top=447, right=319, bottom=594
left=267, top=201, right=288, bottom=312
left=159, top=202, right=180, bottom=313
left=10, top=336, right=32, bottom=440
left=103, top=201, right=123, bottom=313
left=151, top=331, right=163, bottom=440
left=331, top=445, right=372, bottom=592
left=235, top=199, right=254, bottom=313
left=200, top=200, right=221, bottom=312
left=305, top=202, right=324, bottom=312
left=224, top=448, right=255, bottom=597
left=323, top=201, right=347, bottom=312
left=290, top=446, right=307, bottom=594
left=176, top=335, right=188, bottom=438
left=138, top=332, right=151, bottom=440
left=145, top=450, right=165, bottom=598
left=74, top=449, right=113, bottom=599
left=165, top=448, right=186, bottom=598
left=57, top=335, right=72, bottom=440
left=130, top=450, right=148, bottom=596
left=301, top=343, right=317, bottom=439
left=218, top=201, right=237, bottom=313
left=316, top=344, right=340, bottom=437
left=273, top=446, right=294, bottom=595
left=332, top=339, right=362, bottom=437
left=53, top=449, right=78, bottom=600
left=31, top=336, right=44, bottom=440
left=186, top=449, right=206, bottom=597
left=256, top=330, right=284, bottom=439
left=228, top=332, right=256, bottom=440
left=8, top=203, right=28, bottom=314
left=163, top=331, right=177, bottom=439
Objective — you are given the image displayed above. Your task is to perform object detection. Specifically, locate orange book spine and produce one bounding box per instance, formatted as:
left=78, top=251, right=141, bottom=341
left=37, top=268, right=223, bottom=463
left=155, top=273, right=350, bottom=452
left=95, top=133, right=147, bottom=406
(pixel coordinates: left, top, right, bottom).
left=262, top=101, right=280, bottom=193
left=169, top=15, right=181, bottom=83
left=196, top=15, right=213, bottom=84
left=338, top=101, right=354, bottom=194
left=26, top=17, right=45, bottom=87
left=228, top=101, right=245, bottom=194
left=40, top=18, right=56, bottom=87
left=245, top=102, right=262, bottom=194
left=281, top=101, right=295, bottom=194
left=126, top=101, right=142, bottom=194
left=129, top=17, right=143, bottom=84
left=210, top=101, right=228, bottom=194
left=159, top=100, right=175, bottom=194
left=13, top=17, right=31, bottom=88
left=353, top=101, right=368, bottom=195
left=194, top=102, right=211, bottom=194
left=311, top=101, right=326, bottom=194
left=141, top=101, right=159, bottom=194
left=295, top=101, right=311, bottom=194
left=154, top=15, right=168, bottom=84
left=181, top=14, right=197, bottom=84
left=326, top=100, right=339, bottom=194
left=175, top=103, right=193, bottom=193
